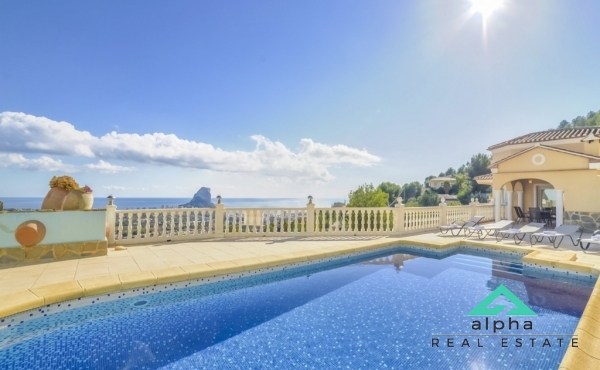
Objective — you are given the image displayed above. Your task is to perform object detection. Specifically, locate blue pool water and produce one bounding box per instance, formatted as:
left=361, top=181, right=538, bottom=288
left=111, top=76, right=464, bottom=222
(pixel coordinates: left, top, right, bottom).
left=0, top=249, right=594, bottom=369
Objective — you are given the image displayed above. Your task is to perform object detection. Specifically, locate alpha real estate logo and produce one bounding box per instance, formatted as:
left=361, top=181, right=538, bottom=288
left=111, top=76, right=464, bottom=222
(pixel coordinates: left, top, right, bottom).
left=468, top=284, right=536, bottom=316
left=431, top=284, right=579, bottom=349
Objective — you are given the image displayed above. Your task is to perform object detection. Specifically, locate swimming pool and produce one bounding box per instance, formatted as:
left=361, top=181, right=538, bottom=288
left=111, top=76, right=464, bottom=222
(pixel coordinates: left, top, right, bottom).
left=0, top=247, right=594, bottom=369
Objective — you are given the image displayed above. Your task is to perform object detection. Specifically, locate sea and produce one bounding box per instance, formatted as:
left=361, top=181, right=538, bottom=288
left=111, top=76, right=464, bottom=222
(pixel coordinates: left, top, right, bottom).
left=0, top=197, right=346, bottom=210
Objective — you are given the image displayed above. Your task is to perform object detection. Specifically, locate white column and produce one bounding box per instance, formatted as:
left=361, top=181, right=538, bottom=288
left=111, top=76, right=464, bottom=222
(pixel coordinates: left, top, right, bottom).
left=394, top=197, right=405, bottom=234
left=105, top=196, right=117, bottom=246
left=493, top=189, right=502, bottom=222
left=506, top=191, right=513, bottom=221
left=439, top=202, right=447, bottom=228
left=555, top=190, right=564, bottom=227
left=215, top=196, right=224, bottom=237
left=306, top=196, right=315, bottom=235
left=517, top=191, right=523, bottom=210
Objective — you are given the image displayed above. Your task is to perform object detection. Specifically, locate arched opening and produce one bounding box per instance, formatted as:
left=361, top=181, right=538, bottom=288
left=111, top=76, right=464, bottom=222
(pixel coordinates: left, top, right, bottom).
left=497, top=178, right=561, bottom=227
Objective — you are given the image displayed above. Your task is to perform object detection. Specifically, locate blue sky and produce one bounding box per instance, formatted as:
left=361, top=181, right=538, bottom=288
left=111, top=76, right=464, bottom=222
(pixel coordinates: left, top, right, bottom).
left=1, top=0, right=599, bottom=201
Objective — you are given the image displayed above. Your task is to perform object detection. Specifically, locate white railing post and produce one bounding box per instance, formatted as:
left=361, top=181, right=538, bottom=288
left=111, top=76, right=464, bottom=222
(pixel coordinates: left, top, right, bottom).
left=394, top=197, right=405, bottom=234
left=215, top=195, right=224, bottom=237
left=306, top=196, right=315, bottom=235
left=439, top=201, right=447, bottom=227
left=470, top=198, right=477, bottom=219
left=106, top=195, right=116, bottom=246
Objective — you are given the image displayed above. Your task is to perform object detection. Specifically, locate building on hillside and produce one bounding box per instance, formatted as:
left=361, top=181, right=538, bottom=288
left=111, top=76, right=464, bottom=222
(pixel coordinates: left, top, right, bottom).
left=438, top=194, right=459, bottom=203
left=474, top=127, right=600, bottom=231
left=426, top=177, right=456, bottom=189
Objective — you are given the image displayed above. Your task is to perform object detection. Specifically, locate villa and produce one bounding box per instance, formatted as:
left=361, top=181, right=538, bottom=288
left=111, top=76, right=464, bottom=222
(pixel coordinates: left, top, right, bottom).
left=475, top=127, right=600, bottom=231
left=426, top=176, right=457, bottom=189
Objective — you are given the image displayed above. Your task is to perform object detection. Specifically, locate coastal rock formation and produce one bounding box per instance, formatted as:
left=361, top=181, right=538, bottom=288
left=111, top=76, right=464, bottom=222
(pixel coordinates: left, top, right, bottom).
left=180, top=187, right=215, bottom=208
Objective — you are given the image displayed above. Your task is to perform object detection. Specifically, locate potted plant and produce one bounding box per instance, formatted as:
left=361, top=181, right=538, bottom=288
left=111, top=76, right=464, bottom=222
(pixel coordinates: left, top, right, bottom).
left=41, top=176, right=79, bottom=210
left=64, top=185, right=94, bottom=211
left=79, top=185, right=94, bottom=210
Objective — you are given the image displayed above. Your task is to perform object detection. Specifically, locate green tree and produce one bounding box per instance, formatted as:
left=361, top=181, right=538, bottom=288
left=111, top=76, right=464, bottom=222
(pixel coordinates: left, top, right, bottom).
left=454, top=174, right=473, bottom=204
left=348, top=183, right=388, bottom=207
left=557, top=109, right=600, bottom=129
left=445, top=167, right=456, bottom=176
left=417, top=190, right=440, bottom=206
left=401, top=181, right=422, bottom=200
left=442, top=181, right=451, bottom=194
left=377, top=182, right=402, bottom=206
left=465, top=153, right=491, bottom=179
left=558, top=120, right=570, bottom=129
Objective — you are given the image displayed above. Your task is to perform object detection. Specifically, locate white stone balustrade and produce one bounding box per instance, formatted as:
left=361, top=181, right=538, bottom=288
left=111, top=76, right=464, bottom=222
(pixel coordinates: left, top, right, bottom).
left=106, top=196, right=496, bottom=245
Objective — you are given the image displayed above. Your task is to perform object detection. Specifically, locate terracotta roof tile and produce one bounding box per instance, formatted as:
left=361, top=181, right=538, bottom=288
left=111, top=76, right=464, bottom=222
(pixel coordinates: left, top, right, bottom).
left=488, top=127, right=600, bottom=150
left=473, top=173, right=493, bottom=180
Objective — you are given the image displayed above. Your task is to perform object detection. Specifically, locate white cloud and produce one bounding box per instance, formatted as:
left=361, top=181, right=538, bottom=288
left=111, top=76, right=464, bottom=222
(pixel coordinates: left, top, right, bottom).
left=0, top=153, right=78, bottom=172
left=102, top=185, right=136, bottom=190
left=85, top=160, right=136, bottom=173
left=0, top=111, right=381, bottom=180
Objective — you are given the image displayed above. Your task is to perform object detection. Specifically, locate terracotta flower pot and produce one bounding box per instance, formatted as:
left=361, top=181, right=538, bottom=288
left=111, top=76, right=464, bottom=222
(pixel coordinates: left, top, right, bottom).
left=63, top=189, right=84, bottom=210
left=79, top=192, right=94, bottom=210
left=63, top=189, right=94, bottom=210
left=15, top=220, right=47, bottom=247
left=41, top=187, right=69, bottom=210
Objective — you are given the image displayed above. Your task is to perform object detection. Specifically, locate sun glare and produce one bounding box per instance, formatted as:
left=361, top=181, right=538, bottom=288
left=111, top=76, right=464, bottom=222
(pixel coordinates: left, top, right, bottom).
left=470, top=0, right=503, bottom=19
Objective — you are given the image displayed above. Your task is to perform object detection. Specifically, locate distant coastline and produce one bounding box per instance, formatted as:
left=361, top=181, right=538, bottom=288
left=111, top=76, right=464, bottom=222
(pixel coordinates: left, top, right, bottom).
left=0, top=197, right=345, bottom=211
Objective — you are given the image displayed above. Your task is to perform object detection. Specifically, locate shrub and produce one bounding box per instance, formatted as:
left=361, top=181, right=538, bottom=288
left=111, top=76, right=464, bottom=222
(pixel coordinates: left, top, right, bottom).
left=49, top=176, right=79, bottom=191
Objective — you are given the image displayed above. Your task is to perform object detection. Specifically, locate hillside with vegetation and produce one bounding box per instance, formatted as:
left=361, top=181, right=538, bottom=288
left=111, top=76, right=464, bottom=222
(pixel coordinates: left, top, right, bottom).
left=346, top=153, right=492, bottom=208
left=557, top=109, right=600, bottom=129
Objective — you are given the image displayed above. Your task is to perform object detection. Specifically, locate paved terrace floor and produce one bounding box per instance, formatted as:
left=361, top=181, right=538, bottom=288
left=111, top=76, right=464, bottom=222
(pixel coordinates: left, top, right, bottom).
left=1, top=232, right=600, bottom=297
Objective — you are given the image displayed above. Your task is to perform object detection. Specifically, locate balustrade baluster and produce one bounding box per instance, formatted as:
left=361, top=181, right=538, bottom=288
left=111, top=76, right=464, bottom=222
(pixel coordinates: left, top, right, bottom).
left=125, top=212, right=132, bottom=240
left=117, top=213, right=123, bottom=240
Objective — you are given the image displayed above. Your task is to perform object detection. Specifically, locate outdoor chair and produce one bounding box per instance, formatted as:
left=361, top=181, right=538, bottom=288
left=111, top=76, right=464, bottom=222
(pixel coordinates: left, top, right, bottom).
left=529, top=207, right=542, bottom=223
left=577, top=230, right=600, bottom=251
left=495, top=223, right=546, bottom=245
left=438, top=216, right=485, bottom=236
left=513, top=206, right=527, bottom=225
left=464, top=220, right=514, bottom=240
left=530, top=225, right=583, bottom=248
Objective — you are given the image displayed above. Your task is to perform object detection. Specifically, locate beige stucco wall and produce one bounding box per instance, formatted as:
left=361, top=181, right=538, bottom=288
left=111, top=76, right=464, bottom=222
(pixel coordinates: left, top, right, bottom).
left=494, top=171, right=600, bottom=213
left=557, top=141, right=600, bottom=157
left=491, top=140, right=600, bottom=163
left=496, top=147, right=590, bottom=173
left=491, top=148, right=524, bottom=163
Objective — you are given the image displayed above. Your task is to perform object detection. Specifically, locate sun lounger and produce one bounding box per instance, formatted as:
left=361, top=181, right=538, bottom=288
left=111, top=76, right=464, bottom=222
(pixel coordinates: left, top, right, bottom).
left=577, top=230, right=600, bottom=251
left=438, top=216, right=485, bottom=236
left=530, top=225, right=583, bottom=248
left=464, top=220, right=514, bottom=240
left=495, top=223, right=546, bottom=245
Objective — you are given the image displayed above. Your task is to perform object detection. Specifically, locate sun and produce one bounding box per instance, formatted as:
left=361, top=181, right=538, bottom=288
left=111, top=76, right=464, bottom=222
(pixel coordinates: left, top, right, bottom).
left=470, top=0, right=504, bottom=19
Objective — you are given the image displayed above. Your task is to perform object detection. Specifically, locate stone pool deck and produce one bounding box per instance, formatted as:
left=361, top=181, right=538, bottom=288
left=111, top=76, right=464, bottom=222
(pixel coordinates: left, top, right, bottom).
left=1, top=232, right=600, bottom=368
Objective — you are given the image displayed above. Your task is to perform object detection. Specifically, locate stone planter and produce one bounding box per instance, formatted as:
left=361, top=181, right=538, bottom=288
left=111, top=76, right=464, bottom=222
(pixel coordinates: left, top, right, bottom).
left=64, top=189, right=94, bottom=210
left=41, top=187, right=69, bottom=210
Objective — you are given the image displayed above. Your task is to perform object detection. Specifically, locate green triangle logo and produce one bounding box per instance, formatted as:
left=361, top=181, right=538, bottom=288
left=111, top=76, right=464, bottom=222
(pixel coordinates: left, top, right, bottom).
left=468, top=284, right=537, bottom=316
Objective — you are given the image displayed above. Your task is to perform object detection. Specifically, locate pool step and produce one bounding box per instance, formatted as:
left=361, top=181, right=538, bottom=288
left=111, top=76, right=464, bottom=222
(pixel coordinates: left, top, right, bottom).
left=450, top=255, right=523, bottom=276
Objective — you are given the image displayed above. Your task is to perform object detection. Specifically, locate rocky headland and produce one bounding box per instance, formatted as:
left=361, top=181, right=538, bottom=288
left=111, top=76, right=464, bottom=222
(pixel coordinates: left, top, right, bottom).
left=179, top=187, right=215, bottom=208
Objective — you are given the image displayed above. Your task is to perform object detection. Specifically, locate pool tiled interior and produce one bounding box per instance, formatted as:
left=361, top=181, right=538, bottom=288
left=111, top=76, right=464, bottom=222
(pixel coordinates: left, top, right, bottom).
left=2, top=232, right=600, bottom=368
